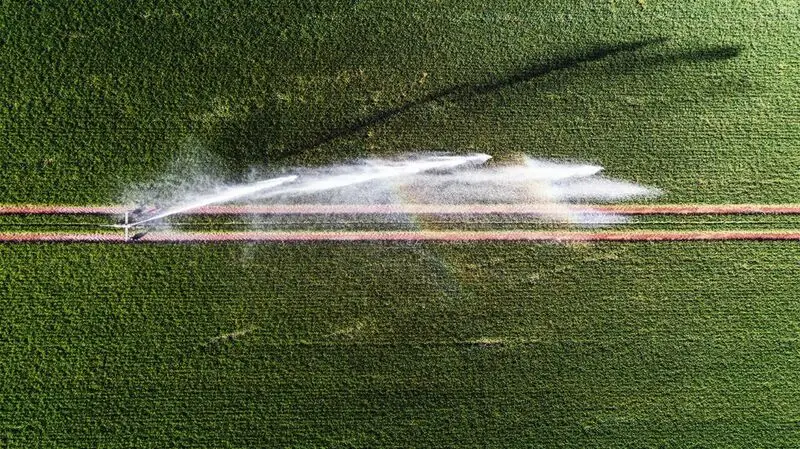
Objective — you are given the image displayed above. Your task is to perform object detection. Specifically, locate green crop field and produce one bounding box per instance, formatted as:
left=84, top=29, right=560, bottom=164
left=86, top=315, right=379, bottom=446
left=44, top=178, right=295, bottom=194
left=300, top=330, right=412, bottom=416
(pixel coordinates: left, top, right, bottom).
left=1, top=1, right=798, bottom=204
left=2, top=242, right=800, bottom=447
left=2, top=1, right=800, bottom=447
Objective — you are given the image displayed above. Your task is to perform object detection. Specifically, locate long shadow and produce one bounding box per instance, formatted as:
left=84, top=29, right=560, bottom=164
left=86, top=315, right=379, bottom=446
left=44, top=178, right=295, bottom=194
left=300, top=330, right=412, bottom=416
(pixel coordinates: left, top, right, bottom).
left=294, top=38, right=670, bottom=155
left=213, top=37, right=741, bottom=168
left=647, top=44, right=742, bottom=64
left=293, top=38, right=741, bottom=155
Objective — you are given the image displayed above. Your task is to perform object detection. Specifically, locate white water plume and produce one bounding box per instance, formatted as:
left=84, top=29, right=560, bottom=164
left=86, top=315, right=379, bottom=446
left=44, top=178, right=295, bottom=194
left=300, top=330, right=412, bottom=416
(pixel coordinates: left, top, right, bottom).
left=254, top=155, right=658, bottom=208
left=383, top=156, right=660, bottom=206
left=548, top=178, right=656, bottom=202
left=257, top=154, right=658, bottom=225
left=125, top=153, right=489, bottom=227
left=255, top=153, right=491, bottom=201
left=125, top=152, right=659, bottom=227
left=129, top=175, right=298, bottom=226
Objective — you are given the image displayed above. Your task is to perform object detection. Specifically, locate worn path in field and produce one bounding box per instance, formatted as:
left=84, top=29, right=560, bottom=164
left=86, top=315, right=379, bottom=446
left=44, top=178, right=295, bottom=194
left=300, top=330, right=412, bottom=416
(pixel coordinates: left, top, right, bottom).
left=3, top=230, right=800, bottom=243
left=4, top=204, right=800, bottom=215
left=4, top=204, right=800, bottom=242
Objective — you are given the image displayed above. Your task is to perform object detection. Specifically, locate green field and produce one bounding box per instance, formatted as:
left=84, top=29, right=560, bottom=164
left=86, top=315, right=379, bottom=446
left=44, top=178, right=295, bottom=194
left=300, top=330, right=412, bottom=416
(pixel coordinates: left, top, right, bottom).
left=2, top=242, right=800, bottom=447
left=1, top=1, right=798, bottom=203
left=2, top=1, right=800, bottom=447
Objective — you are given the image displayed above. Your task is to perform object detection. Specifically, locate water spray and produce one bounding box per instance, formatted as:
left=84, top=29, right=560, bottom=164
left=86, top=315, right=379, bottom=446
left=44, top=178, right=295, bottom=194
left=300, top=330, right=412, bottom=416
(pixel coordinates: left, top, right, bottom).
left=128, top=175, right=298, bottom=228
left=118, top=152, right=659, bottom=239
left=258, top=153, right=491, bottom=199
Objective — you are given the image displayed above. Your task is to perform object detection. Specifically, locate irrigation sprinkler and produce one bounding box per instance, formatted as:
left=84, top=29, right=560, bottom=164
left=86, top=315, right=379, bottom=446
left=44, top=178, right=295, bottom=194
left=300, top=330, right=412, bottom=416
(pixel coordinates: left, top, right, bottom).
left=112, top=211, right=138, bottom=241
left=129, top=231, right=148, bottom=241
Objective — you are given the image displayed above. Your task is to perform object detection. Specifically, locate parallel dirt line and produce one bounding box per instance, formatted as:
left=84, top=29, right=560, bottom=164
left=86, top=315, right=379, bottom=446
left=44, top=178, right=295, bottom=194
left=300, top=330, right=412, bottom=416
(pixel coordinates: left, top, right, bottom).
left=4, top=204, right=800, bottom=215
left=3, top=230, right=800, bottom=243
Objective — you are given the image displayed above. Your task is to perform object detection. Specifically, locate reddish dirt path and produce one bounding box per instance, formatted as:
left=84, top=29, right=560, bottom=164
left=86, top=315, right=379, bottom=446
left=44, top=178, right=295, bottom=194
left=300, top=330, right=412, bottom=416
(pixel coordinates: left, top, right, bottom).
left=3, top=203, right=800, bottom=215
left=3, top=230, right=800, bottom=243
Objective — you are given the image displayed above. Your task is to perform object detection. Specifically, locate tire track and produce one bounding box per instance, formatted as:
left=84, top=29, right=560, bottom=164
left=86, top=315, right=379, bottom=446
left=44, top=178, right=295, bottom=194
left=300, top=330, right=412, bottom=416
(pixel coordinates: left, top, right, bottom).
left=3, top=203, right=800, bottom=215
left=3, top=230, right=800, bottom=243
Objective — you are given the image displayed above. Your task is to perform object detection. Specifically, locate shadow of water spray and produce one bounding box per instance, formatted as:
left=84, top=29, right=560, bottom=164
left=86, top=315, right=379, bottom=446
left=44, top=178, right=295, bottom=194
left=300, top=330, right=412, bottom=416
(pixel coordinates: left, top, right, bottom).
left=391, top=243, right=470, bottom=339
left=321, top=243, right=472, bottom=343
left=299, top=38, right=741, bottom=155
left=208, top=37, right=741, bottom=168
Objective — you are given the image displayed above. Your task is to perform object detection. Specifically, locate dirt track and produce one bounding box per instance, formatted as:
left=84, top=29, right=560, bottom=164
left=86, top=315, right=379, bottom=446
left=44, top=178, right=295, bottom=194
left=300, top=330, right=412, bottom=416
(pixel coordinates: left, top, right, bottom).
left=3, top=203, right=800, bottom=216
left=3, top=230, right=800, bottom=243
left=4, top=204, right=800, bottom=243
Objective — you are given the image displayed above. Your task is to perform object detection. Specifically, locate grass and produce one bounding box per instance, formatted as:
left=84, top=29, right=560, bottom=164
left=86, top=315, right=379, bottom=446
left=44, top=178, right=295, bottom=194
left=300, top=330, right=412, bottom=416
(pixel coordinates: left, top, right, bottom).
left=1, top=1, right=798, bottom=204
left=2, top=242, right=800, bottom=447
